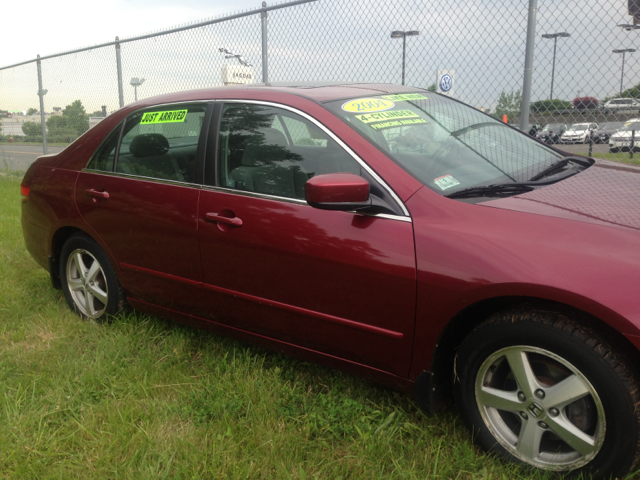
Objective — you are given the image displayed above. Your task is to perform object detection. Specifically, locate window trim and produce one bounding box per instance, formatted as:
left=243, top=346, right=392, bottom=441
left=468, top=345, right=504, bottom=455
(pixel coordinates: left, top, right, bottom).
left=213, top=99, right=411, bottom=218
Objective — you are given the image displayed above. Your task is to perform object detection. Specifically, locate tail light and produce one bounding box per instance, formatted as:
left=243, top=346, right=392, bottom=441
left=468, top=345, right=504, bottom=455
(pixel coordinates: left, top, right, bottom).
left=20, top=183, right=30, bottom=201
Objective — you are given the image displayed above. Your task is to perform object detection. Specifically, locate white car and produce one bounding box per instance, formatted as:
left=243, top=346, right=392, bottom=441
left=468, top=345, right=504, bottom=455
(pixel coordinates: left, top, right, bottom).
left=560, top=122, right=597, bottom=144
left=609, top=118, right=640, bottom=152
left=603, top=98, right=640, bottom=111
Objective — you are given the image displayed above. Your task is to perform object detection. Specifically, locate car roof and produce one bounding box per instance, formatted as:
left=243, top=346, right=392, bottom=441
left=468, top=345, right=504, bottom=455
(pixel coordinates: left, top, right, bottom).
left=136, top=82, right=429, bottom=106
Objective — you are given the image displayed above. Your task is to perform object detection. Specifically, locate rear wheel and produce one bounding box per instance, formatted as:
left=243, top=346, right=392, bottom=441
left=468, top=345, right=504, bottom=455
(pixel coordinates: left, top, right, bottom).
left=453, top=309, right=640, bottom=478
left=60, top=234, right=125, bottom=320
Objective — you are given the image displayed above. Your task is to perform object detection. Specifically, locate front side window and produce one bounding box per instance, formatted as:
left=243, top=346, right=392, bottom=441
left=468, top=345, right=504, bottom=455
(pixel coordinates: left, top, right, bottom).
left=115, top=104, right=206, bottom=183
left=217, top=103, right=361, bottom=200
left=325, top=93, right=563, bottom=196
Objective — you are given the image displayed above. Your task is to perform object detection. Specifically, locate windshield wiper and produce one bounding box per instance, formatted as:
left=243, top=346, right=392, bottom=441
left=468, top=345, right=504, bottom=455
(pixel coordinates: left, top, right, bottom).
left=528, top=156, right=591, bottom=182
left=446, top=183, right=535, bottom=199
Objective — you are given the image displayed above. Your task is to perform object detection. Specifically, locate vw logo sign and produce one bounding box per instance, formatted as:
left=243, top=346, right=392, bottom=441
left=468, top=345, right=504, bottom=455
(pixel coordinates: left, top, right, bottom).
left=440, top=74, right=453, bottom=92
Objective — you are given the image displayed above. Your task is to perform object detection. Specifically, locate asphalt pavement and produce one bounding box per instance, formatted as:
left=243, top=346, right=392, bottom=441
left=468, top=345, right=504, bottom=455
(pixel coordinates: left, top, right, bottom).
left=0, top=144, right=66, bottom=171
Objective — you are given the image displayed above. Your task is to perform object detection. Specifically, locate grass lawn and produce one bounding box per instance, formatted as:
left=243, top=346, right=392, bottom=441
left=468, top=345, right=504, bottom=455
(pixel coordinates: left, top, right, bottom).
left=0, top=172, right=630, bottom=479
left=592, top=151, right=640, bottom=166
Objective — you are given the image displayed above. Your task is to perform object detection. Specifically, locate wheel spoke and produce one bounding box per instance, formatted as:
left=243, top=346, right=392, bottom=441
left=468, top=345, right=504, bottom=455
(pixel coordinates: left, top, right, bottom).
left=478, top=386, right=523, bottom=412
left=85, top=290, right=97, bottom=317
left=88, top=284, right=108, bottom=306
left=86, top=260, right=102, bottom=284
left=516, top=417, right=544, bottom=460
left=67, top=276, right=84, bottom=291
left=547, top=415, right=597, bottom=456
left=505, top=349, right=540, bottom=397
left=544, top=374, right=591, bottom=410
left=73, top=252, right=87, bottom=277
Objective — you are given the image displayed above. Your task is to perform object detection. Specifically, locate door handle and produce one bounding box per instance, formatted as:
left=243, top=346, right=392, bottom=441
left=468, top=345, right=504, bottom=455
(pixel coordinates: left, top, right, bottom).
left=205, top=212, right=243, bottom=227
left=85, top=189, right=109, bottom=200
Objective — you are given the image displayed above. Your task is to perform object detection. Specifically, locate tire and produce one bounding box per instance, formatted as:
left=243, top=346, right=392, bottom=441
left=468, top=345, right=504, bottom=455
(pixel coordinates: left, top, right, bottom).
left=453, top=309, right=640, bottom=479
left=609, top=148, right=619, bottom=153
left=60, top=233, right=125, bottom=321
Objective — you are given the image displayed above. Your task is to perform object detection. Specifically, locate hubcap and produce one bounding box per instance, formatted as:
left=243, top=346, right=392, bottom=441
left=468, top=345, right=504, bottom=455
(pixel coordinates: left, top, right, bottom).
left=66, top=249, right=108, bottom=318
left=475, top=346, right=606, bottom=471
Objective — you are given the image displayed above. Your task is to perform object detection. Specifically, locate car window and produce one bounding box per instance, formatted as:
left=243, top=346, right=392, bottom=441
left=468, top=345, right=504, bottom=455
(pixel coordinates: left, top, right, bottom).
left=216, top=103, right=361, bottom=200
left=114, top=104, right=206, bottom=183
left=86, top=124, right=121, bottom=171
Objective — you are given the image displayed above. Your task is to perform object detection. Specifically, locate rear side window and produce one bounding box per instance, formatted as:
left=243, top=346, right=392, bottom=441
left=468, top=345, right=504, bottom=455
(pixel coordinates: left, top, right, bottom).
left=115, top=104, right=206, bottom=183
left=86, top=125, right=121, bottom=171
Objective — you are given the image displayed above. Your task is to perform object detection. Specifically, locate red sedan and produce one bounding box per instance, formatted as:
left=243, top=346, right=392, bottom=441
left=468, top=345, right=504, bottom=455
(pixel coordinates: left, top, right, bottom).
left=21, top=83, right=640, bottom=478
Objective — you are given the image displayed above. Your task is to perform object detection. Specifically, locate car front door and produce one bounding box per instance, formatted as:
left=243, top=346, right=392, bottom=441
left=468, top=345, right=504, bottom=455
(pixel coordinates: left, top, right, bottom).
left=197, top=101, right=417, bottom=376
left=75, top=103, right=211, bottom=313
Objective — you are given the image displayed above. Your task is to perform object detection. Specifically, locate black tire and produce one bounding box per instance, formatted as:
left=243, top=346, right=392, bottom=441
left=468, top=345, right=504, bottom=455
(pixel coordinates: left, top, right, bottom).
left=453, top=309, right=640, bottom=479
left=609, top=148, right=619, bottom=153
left=60, top=233, right=125, bottom=321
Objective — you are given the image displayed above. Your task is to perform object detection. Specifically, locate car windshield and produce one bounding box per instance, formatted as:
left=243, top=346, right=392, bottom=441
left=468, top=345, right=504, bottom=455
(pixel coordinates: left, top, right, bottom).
left=567, top=124, right=589, bottom=131
left=324, top=92, right=562, bottom=195
left=541, top=124, right=561, bottom=132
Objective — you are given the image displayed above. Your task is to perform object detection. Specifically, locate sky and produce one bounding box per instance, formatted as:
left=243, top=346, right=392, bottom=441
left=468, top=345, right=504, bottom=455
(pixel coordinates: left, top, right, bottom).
left=3, top=0, right=262, bottom=67
left=2, top=0, right=639, bottom=115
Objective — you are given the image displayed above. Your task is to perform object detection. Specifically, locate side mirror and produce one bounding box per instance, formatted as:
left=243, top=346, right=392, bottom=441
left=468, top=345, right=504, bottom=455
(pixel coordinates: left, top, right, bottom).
left=306, top=173, right=371, bottom=211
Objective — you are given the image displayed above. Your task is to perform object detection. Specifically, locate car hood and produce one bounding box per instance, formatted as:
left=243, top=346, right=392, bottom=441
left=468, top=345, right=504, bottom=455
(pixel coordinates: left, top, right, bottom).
left=611, top=131, right=640, bottom=138
left=563, top=130, right=587, bottom=135
left=480, top=159, right=640, bottom=231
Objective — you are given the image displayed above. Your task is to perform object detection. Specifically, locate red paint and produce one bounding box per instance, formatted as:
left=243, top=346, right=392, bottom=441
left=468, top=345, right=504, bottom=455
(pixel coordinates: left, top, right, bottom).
left=305, top=173, right=370, bottom=203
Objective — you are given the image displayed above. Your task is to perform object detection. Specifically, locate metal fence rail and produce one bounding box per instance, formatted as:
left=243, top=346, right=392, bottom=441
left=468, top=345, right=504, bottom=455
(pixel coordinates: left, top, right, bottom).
left=1, top=0, right=639, bottom=165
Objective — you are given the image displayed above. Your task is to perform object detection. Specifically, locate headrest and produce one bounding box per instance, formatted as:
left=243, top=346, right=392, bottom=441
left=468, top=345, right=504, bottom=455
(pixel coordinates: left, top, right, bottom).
left=129, top=134, right=170, bottom=157
left=242, top=128, right=289, bottom=167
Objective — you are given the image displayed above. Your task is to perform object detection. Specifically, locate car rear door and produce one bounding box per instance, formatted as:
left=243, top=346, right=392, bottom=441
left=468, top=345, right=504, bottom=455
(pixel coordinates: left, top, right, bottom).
left=197, top=101, right=417, bottom=376
left=75, top=102, right=212, bottom=313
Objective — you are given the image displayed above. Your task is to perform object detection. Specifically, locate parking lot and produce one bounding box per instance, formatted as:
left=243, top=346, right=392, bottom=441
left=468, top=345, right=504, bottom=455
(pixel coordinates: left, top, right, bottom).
left=0, top=144, right=65, bottom=171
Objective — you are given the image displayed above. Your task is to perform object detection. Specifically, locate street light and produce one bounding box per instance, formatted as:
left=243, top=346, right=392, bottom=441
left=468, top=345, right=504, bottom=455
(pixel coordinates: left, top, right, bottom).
left=613, top=49, right=636, bottom=96
left=130, top=77, right=145, bottom=102
left=541, top=32, right=570, bottom=100
left=391, top=30, right=419, bottom=86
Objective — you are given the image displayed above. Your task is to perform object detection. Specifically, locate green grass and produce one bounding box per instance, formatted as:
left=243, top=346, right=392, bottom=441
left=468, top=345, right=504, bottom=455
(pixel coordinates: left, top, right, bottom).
left=0, top=174, right=635, bottom=479
left=592, top=151, right=640, bottom=166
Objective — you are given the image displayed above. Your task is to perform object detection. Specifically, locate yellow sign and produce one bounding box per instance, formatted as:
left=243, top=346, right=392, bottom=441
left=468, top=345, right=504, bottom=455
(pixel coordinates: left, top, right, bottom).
left=342, top=98, right=395, bottom=113
left=370, top=118, right=427, bottom=130
left=356, top=110, right=419, bottom=124
left=382, top=94, right=428, bottom=102
left=141, top=109, right=188, bottom=124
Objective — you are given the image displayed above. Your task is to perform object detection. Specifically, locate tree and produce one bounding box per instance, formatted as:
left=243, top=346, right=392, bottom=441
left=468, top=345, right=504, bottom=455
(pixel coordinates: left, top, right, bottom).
left=426, top=82, right=437, bottom=91
left=530, top=99, right=572, bottom=113
left=46, top=116, right=76, bottom=141
left=22, top=121, right=42, bottom=137
left=62, top=100, right=89, bottom=137
left=493, top=90, right=521, bottom=122
left=26, top=108, right=38, bottom=116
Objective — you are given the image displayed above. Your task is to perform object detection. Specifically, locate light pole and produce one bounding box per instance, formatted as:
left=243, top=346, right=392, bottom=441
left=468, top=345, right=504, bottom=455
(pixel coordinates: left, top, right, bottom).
left=541, top=32, right=570, bottom=100
left=130, top=77, right=145, bottom=102
left=613, top=49, right=636, bottom=96
left=391, top=30, right=419, bottom=86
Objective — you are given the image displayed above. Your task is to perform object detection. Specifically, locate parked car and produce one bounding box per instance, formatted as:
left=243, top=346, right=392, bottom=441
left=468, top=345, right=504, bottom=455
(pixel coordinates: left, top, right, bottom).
left=535, top=123, right=568, bottom=144
left=603, top=98, right=640, bottom=112
left=593, top=121, right=625, bottom=144
left=560, top=122, right=598, bottom=144
left=609, top=119, right=640, bottom=152
left=21, top=83, right=640, bottom=479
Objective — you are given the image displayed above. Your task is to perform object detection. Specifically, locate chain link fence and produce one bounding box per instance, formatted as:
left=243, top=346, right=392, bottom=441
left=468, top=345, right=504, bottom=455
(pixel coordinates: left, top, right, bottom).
left=1, top=0, right=639, bottom=169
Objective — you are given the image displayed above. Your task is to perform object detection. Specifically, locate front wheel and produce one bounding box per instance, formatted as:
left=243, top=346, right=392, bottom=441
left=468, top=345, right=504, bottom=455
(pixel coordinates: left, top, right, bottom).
left=453, top=309, right=640, bottom=479
left=60, top=233, right=125, bottom=320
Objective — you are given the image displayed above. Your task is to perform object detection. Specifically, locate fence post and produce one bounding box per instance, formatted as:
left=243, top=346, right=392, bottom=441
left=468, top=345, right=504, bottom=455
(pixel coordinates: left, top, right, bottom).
left=115, top=36, right=125, bottom=108
left=519, top=0, right=538, bottom=132
left=261, top=1, right=269, bottom=83
left=36, top=55, right=48, bottom=155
